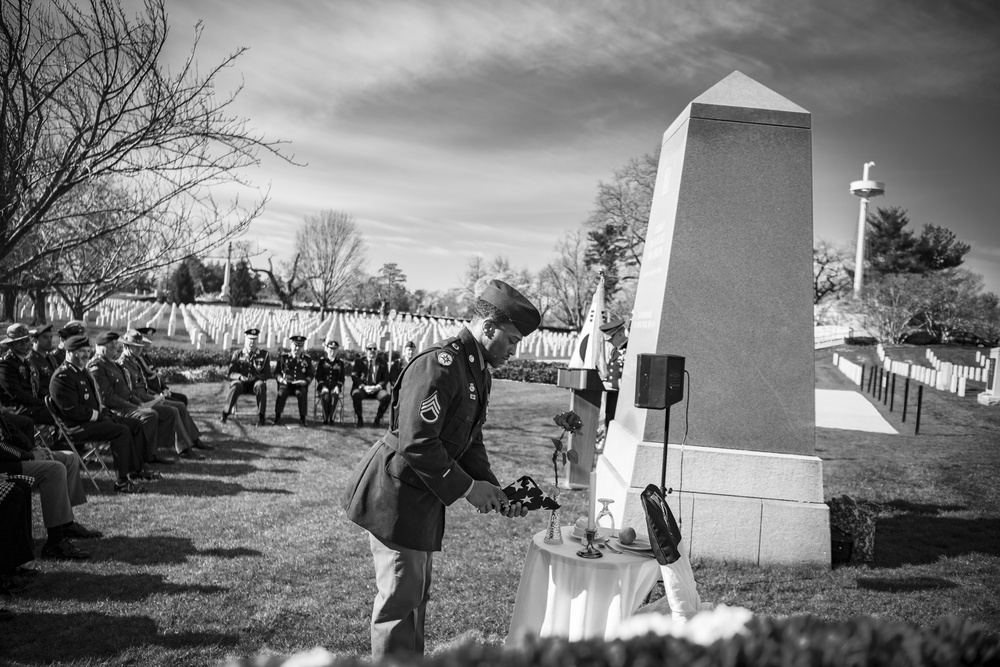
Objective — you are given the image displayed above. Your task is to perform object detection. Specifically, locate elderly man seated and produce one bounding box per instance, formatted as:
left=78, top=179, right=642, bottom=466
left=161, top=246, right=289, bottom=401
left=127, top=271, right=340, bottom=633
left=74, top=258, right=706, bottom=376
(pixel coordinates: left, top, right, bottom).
left=118, top=330, right=212, bottom=458
left=0, top=324, right=56, bottom=427
left=49, top=335, right=152, bottom=494
left=28, top=324, right=58, bottom=399
left=351, top=342, right=390, bottom=428
left=88, top=331, right=176, bottom=465
left=134, top=327, right=188, bottom=407
left=1, top=409, right=100, bottom=559
left=223, top=328, right=272, bottom=426
left=274, top=334, right=313, bottom=426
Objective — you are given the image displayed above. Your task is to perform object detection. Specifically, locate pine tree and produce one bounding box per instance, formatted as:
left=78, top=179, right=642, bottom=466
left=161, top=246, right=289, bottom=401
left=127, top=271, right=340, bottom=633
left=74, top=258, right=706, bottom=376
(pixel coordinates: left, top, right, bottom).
left=229, top=259, right=258, bottom=307
left=172, top=261, right=196, bottom=304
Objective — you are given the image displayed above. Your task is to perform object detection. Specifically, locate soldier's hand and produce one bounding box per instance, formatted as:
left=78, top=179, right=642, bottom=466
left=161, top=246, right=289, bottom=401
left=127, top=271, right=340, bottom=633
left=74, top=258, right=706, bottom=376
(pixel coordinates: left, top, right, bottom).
left=466, top=480, right=507, bottom=514
left=500, top=502, right=528, bottom=518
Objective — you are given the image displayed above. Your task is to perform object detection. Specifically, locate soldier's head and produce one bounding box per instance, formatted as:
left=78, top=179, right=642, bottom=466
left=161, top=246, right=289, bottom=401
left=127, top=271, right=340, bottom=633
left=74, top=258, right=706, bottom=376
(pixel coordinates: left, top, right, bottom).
left=64, top=335, right=93, bottom=366
left=599, top=318, right=628, bottom=348
left=402, top=341, right=416, bottom=363
left=94, top=331, right=121, bottom=360
left=120, top=330, right=149, bottom=356
left=244, top=329, right=260, bottom=351
left=290, top=335, right=306, bottom=354
left=470, top=280, right=540, bottom=369
left=325, top=340, right=340, bottom=359
left=1, top=324, right=31, bottom=357
left=57, top=322, right=86, bottom=350
left=365, top=343, right=378, bottom=360
left=30, top=324, right=54, bottom=352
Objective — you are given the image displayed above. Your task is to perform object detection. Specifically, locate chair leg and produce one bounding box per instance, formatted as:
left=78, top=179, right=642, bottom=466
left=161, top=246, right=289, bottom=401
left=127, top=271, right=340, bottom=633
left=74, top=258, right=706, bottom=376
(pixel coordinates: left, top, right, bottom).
left=60, top=438, right=102, bottom=493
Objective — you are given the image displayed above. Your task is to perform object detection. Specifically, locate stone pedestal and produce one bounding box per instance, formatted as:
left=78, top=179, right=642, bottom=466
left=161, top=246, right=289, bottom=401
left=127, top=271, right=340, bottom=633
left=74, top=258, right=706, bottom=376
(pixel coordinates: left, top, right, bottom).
left=600, top=71, right=829, bottom=567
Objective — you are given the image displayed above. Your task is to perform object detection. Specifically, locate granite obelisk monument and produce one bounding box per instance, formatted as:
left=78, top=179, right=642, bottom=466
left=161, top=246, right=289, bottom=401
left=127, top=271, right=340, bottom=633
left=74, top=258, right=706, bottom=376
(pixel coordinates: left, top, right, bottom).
left=597, top=71, right=830, bottom=566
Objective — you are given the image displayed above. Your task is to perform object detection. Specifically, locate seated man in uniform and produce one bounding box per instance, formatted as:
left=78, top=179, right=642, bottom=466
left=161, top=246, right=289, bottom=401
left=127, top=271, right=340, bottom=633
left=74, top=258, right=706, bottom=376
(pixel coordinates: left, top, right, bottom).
left=28, top=324, right=58, bottom=399
left=351, top=342, right=390, bottom=428
left=315, top=340, right=346, bottom=425
left=274, top=334, right=314, bottom=426
left=50, top=321, right=86, bottom=367
left=134, top=327, right=188, bottom=407
left=223, top=328, right=271, bottom=426
left=0, top=324, right=55, bottom=427
left=48, top=335, right=150, bottom=494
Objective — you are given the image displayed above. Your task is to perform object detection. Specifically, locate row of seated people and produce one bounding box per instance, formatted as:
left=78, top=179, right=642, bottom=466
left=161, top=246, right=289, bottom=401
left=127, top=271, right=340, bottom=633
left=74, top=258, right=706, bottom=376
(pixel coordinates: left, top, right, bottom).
left=221, top=329, right=417, bottom=428
left=0, top=322, right=215, bottom=561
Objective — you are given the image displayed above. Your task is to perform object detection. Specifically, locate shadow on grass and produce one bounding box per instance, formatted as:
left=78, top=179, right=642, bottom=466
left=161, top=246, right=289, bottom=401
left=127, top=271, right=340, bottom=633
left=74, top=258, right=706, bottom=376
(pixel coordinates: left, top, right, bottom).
left=20, top=570, right=226, bottom=602
left=89, top=535, right=263, bottom=565
left=2, top=611, right=238, bottom=663
left=857, top=576, right=959, bottom=593
left=875, top=502, right=1000, bottom=568
left=147, top=478, right=293, bottom=497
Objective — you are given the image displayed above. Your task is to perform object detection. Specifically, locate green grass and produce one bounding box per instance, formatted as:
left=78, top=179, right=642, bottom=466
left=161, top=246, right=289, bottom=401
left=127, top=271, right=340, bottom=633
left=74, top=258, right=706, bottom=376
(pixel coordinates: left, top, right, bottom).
left=1, top=349, right=998, bottom=666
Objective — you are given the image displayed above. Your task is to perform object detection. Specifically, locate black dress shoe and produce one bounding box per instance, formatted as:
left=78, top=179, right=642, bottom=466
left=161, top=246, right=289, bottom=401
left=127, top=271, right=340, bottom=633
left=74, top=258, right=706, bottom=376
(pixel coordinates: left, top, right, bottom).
left=130, top=470, right=162, bottom=482
left=299, top=417, right=307, bottom=427
left=150, top=455, right=176, bottom=465
left=257, top=415, right=267, bottom=426
left=62, top=521, right=104, bottom=539
left=114, top=480, right=147, bottom=494
left=221, top=411, right=229, bottom=423
left=179, top=449, right=205, bottom=460
left=193, top=441, right=215, bottom=450
left=356, top=418, right=364, bottom=427
left=41, top=538, right=90, bottom=560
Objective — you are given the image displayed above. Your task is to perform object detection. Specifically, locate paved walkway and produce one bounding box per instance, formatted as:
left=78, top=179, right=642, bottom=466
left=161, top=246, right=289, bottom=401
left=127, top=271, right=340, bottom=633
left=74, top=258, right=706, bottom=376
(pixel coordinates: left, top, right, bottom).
left=815, top=389, right=898, bottom=434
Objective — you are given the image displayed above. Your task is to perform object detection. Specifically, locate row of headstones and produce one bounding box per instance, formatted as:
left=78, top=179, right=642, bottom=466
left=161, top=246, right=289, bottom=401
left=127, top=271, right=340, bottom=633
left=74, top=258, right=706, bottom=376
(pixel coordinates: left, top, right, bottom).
left=872, top=343, right=993, bottom=397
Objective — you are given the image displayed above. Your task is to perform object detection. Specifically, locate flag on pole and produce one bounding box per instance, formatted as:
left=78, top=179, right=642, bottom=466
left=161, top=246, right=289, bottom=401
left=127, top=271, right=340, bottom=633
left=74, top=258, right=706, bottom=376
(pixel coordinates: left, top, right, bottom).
left=568, top=274, right=605, bottom=369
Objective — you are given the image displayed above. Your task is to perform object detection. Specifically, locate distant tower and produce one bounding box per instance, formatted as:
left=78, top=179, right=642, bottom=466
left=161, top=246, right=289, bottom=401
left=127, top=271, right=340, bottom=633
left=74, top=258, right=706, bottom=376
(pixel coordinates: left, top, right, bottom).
left=850, top=162, right=886, bottom=297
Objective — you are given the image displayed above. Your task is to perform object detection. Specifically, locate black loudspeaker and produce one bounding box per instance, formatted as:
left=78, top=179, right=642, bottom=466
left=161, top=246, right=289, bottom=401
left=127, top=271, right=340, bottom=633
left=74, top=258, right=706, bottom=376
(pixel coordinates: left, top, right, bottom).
left=634, top=354, right=685, bottom=409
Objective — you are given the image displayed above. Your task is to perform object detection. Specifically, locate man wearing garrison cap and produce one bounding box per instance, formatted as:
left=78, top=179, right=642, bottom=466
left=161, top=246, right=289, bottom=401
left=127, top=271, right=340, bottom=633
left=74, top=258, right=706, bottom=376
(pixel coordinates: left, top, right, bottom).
left=343, top=279, right=541, bottom=659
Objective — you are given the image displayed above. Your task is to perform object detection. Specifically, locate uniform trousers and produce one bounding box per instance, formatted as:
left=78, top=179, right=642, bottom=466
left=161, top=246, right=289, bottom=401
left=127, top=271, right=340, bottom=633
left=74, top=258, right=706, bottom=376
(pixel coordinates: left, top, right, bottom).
left=226, top=379, right=267, bottom=418
left=65, top=418, right=141, bottom=478
left=317, top=386, right=341, bottom=422
left=3, top=411, right=36, bottom=445
left=368, top=532, right=433, bottom=659
left=10, top=403, right=55, bottom=427
left=0, top=479, right=34, bottom=572
left=21, top=460, right=74, bottom=528
left=112, top=406, right=164, bottom=461
left=275, top=383, right=308, bottom=420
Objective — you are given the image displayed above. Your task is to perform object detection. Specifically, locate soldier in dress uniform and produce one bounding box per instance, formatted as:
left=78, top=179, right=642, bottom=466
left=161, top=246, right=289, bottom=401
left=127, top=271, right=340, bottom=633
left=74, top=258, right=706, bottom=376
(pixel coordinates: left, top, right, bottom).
left=28, top=324, right=58, bottom=399
left=223, top=328, right=271, bottom=426
left=0, top=324, right=55, bottom=427
left=598, top=318, right=629, bottom=431
left=315, top=340, right=346, bottom=425
left=274, top=335, right=314, bottom=426
left=50, top=321, right=86, bottom=368
left=134, top=327, right=188, bottom=406
left=388, top=340, right=416, bottom=386
left=342, top=279, right=540, bottom=659
left=48, top=335, right=150, bottom=494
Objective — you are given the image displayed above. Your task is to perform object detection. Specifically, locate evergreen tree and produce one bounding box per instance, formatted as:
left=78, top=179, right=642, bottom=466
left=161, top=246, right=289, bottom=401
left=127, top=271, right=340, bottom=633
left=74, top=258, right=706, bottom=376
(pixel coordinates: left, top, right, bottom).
left=171, top=261, right=196, bottom=304
left=228, top=259, right=258, bottom=307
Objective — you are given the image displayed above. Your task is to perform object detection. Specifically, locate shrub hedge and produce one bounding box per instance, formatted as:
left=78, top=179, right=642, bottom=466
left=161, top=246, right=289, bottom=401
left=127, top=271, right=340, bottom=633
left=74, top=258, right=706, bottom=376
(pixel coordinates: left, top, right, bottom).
left=224, top=614, right=999, bottom=667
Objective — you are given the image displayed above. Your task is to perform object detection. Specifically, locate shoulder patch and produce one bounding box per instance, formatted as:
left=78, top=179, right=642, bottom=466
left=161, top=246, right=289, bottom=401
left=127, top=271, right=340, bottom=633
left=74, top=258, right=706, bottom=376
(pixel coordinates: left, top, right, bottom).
left=437, top=351, right=453, bottom=366
left=420, top=392, right=442, bottom=423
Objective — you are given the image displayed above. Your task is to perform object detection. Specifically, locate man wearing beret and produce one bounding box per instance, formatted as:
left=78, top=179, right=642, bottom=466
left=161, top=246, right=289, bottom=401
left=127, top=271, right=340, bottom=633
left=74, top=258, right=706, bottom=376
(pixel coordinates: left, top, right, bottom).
left=28, top=324, right=58, bottom=399
left=0, top=324, right=57, bottom=427
left=342, top=279, right=539, bottom=659
left=48, top=335, right=149, bottom=493
left=223, top=328, right=271, bottom=426
left=274, top=334, right=314, bottom=426
left=315, top=340, right=345, bottom=425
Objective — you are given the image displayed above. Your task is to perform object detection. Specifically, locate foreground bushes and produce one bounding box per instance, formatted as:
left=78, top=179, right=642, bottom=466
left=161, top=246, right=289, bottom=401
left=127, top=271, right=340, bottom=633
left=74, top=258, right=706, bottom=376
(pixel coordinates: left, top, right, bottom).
left=225, top=614, right=999, bottom=667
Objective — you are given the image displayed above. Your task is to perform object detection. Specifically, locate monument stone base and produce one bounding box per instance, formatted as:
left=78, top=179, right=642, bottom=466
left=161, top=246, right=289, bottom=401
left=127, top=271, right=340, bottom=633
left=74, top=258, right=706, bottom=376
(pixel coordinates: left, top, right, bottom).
left=597, top=421, right=830, bottom=567
left=977, top=392, right=1000, bottom=406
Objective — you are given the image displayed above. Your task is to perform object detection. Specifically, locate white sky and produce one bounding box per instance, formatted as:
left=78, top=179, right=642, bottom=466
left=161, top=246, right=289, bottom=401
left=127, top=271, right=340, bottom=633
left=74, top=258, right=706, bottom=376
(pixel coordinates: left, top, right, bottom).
left=151, top=0, right=1000, bottom=294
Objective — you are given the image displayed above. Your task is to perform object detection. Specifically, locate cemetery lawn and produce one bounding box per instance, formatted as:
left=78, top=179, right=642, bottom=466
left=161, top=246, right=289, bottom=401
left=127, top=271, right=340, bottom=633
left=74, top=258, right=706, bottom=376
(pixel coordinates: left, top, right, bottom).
left=3, top=351, right=999, bottom=666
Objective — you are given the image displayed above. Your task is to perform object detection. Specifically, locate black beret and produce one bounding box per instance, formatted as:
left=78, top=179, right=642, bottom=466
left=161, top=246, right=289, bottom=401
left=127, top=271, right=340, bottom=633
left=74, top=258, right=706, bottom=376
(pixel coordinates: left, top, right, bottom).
left=599, top=318, right=626, bottom=334
left=64, top=335, right=91, bottom=351
left=404, top=340, right=416, bottom=349
left=95, top=331, right=120, bottom=345
left=479, top=280, right=541, bottom=336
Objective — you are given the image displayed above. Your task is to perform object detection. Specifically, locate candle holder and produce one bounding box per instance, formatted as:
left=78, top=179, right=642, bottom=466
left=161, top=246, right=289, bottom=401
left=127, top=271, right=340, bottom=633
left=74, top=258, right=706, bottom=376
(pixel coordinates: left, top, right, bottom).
left=543, top=486, right=563, bottom=545
left=576, top=528, right=603, bottom=559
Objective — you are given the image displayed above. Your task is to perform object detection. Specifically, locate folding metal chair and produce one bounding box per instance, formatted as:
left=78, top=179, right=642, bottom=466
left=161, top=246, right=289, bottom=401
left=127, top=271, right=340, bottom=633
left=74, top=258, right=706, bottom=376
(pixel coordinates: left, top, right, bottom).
left=313, top=388, right=345, bottom=424
left=45, top=396, right=114, bottom=491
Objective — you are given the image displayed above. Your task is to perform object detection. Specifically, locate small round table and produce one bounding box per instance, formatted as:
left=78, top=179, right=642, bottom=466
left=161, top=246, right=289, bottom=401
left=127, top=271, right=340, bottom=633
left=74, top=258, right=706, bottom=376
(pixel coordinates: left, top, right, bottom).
left=506, top=526, right=661, bottom=646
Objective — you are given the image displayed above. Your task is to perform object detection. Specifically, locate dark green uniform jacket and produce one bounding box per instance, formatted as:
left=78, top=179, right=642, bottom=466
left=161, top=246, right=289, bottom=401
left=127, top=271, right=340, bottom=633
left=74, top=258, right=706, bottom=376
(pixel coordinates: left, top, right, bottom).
left=342, top=327, right=498, bottom=552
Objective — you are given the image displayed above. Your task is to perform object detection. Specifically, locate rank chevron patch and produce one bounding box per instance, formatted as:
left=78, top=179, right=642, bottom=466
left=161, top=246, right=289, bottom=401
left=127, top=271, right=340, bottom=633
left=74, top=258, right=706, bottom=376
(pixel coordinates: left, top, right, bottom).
left=420, top=392, right=442, bottom=423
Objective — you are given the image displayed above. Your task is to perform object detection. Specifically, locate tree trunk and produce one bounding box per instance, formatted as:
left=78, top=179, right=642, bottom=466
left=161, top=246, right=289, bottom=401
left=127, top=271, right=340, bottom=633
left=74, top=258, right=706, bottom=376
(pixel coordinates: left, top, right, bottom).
left=30, top=289, right=48, bottom=325
left=2, top=287, right=19, bottom=321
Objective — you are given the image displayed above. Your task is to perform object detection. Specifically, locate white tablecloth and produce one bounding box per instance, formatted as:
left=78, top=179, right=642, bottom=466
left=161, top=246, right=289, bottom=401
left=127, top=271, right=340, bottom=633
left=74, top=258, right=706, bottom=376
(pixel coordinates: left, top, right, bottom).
left=506, top=526, right=661, bottom=645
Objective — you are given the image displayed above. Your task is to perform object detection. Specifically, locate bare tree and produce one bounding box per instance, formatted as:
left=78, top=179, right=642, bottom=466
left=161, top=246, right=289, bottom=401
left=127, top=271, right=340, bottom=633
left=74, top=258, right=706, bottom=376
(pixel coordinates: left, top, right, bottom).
left=813, top=240, right=852, bottom=305
left=0, top=0, right=293, bottom=291
left=460, top=255, right=535, bottom=318
left=254, top=254, right=305, bottom=310
left=538, top=229, right=595, bottom=328
left=297, top=210, right=368, bottom=315
left=858, top=274, right=924, bottom=344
